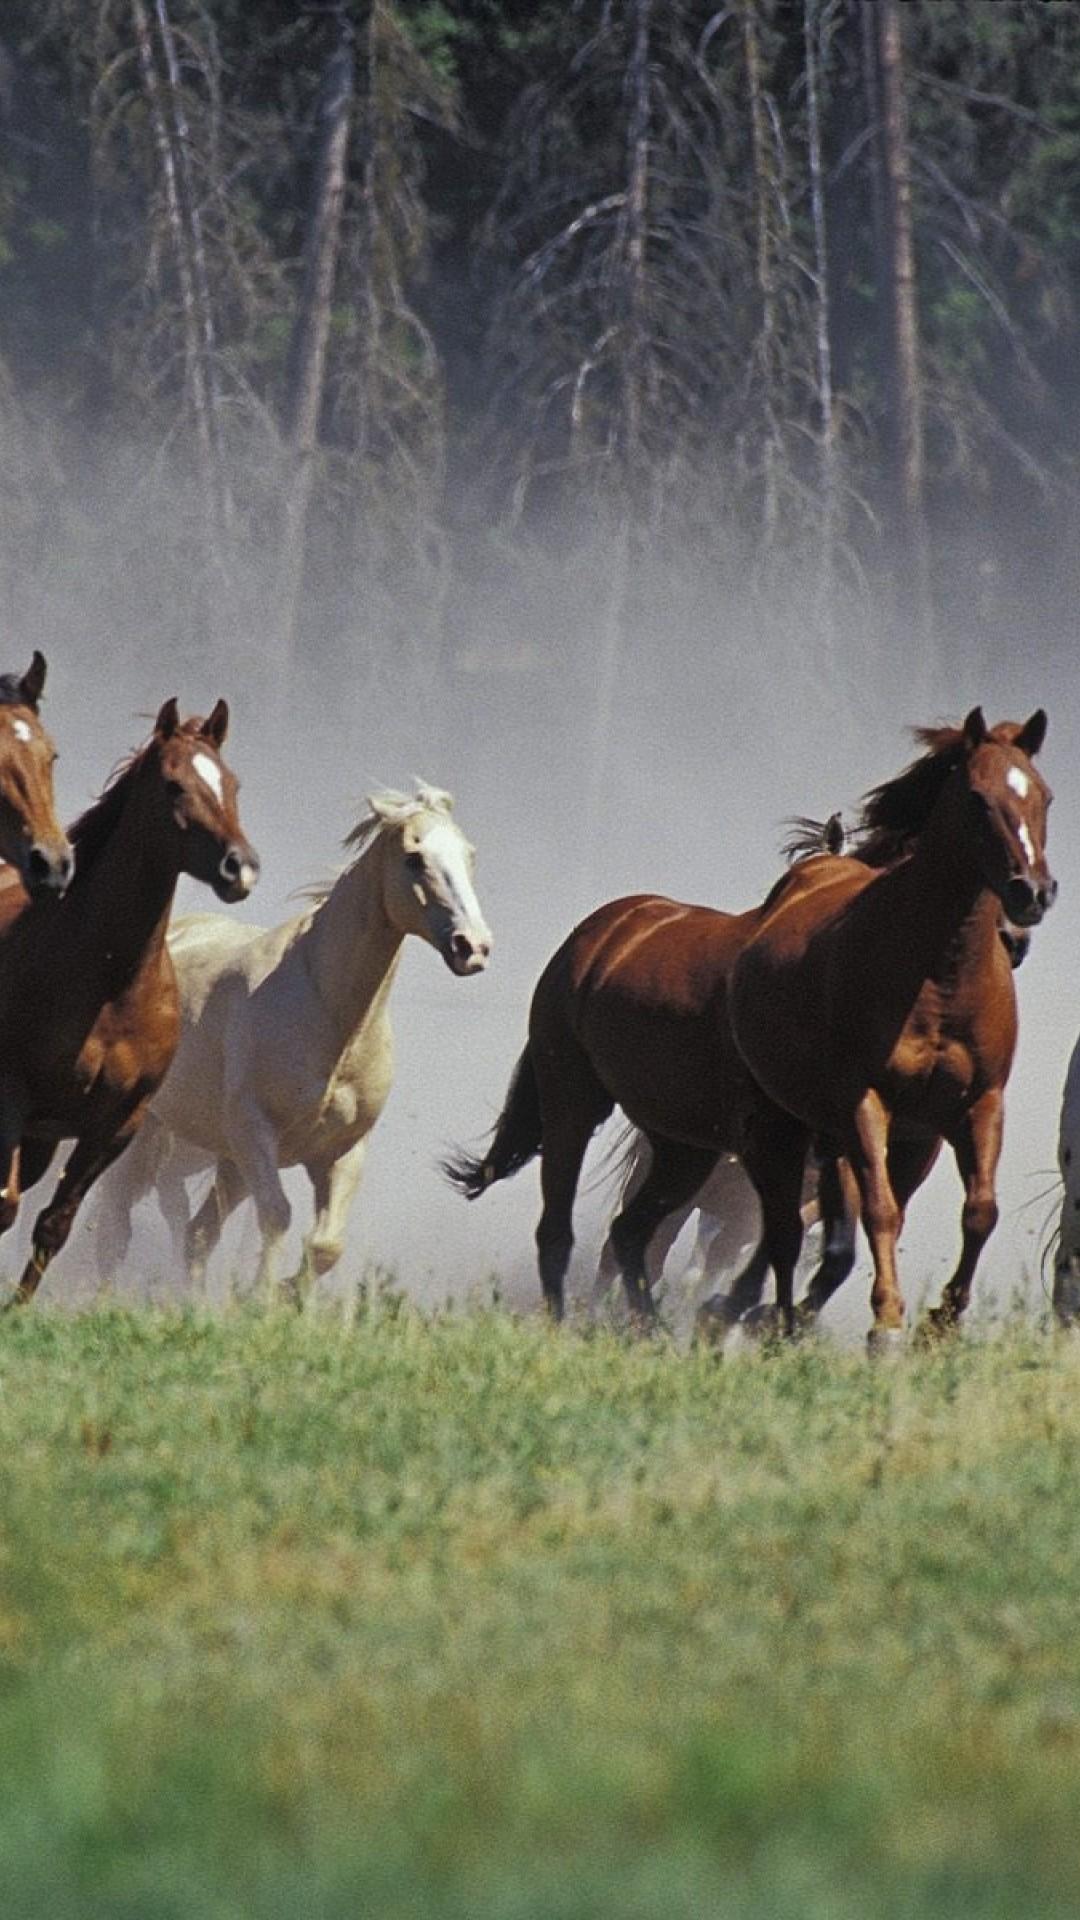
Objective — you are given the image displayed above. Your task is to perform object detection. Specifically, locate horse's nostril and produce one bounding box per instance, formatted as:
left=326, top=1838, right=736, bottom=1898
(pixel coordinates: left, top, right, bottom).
left=27, top=844, right=71, bottom=892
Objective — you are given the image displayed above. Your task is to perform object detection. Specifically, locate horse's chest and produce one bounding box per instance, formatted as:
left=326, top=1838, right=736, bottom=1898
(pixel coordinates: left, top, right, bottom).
left=274, top=1035, right=391, bottom=1155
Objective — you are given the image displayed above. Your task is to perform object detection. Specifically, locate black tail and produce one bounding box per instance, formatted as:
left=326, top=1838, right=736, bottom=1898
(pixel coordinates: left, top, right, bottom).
left=443, top=1046, right=543, bottom=1200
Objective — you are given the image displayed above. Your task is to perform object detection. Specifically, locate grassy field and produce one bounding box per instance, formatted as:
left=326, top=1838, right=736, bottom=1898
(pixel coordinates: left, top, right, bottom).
left=1, top=1298, right=1079, bottom=1919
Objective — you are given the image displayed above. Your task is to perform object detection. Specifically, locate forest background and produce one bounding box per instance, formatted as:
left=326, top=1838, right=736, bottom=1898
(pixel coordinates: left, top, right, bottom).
left=2, top=0, right=1079, bottom=756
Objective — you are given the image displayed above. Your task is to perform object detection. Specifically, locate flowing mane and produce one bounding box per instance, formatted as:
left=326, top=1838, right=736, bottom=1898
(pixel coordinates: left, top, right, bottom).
left=66, top=717, right=209, bottom=876
left=67, top=748, right=151, bottom=874
left=302, top=782, right=456, bottom=907
left=851, top=722, right=968, bottom=866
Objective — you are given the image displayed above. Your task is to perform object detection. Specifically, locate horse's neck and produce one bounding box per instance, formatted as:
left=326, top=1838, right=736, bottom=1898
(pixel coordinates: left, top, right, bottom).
left=66, top=783, right=177, bottom=985
left=862, top=796, right=1001, bottom=993
left=300, top=838, right=404, bottom=1040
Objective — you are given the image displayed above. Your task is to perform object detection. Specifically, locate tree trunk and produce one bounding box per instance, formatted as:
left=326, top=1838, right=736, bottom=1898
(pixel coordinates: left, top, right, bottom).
left=582, top=0, right=652, bottom=895
left=151, top=0, right=231, bottom=531
left=740, top=0, right=781, bottom=549
left=279, top=6, right=355, bottom=663
left=864, top=0, right=933, bottom=660
left=132, top=0, right=227, bottom=627
left=804, top=0, right=838, bottom=660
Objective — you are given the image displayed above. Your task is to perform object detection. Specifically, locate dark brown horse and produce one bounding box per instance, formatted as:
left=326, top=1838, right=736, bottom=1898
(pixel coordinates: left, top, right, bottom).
left=0, top=652, right=72, bottom=898
left=728, top=709, right=1054, bottom=1348
left=444, top=838, right=855, bottom=1326
left=0, top=698, right=260, bottom=1306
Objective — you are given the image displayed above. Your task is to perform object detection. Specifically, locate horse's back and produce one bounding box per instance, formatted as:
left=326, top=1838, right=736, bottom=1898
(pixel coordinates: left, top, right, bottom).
left=168, top=911, right=303, bottom=1016
left=530, top=892, right=758, bottom=1147
left=538, top=892, right=744, bottom=1017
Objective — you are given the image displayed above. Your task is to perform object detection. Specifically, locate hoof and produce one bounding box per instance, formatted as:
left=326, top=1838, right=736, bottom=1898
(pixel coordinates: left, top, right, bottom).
left=914, top=1306, right=960, bottom=1349
left=867, top=1325, right=906, bottom=1360
left=694, top=1291, right=742, bottom=1345
left=741, top=1301, right=818, bottom=1342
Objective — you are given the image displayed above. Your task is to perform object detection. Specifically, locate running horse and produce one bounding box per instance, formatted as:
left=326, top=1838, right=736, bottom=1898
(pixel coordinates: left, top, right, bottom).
left=728, top=708, right=1054, bottom=1348
left=444, top=855, right=849, bottom=1328
left=89, top=783, right=492, bottom=1299
left=0, top=697, right=259, bottom=1306
left=0, top=651, right=72, bottom=897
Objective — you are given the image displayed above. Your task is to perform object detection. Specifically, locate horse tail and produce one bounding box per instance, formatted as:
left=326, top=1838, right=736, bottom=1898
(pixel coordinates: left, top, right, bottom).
left=444, top=1045, right=543, bottom=1199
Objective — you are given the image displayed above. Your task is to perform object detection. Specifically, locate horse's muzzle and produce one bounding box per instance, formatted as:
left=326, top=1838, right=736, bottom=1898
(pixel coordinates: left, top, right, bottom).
left=444, top=929, right=492, bottom=976
left=1002, top=874, right=1056, bottom=927
left=24, top=839, right=74, bottom=900
left=215, top=844, right=261, bottom=903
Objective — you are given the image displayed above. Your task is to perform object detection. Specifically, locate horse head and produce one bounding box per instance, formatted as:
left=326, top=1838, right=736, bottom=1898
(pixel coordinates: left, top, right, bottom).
left=0, top=653, right=73, bottom=899
left=961, top=707, right=1056, bottom=928
left=365, top=784, right=492, bottom=976
left=151, top=698, right=260, bottom=903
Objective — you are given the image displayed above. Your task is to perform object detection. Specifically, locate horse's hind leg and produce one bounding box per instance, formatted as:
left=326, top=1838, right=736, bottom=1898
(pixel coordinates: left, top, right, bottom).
left=10, top=1120, right=142, bottom=1306
left=741, top=1111, right=812, bottom=1338
left=798, top=1154, right=860, bottom=1320
left=186, top=1158, right=248, bottom=1292
left=924, top=1093, right=1003, bottom=1335
left=91, top=1113, right=169, bottom=1284
left=593, top=1136, right=651, bottom=1314
left=609, top=1135, right=721, bottom=1330
left=531, top=1042, right=614, bottom=1321
left=536, top=1110, right=608, bottom=1322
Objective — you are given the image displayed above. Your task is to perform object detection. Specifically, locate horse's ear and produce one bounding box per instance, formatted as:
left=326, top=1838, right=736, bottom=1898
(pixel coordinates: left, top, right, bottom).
left=154, top=697, right=180, bottom=739
left=1015, top=708, right=1047, bottom=758
left=200, top=698, right=229, bottom=748
left=414, top=779, right=453, bottom=814
left=962, top=706, right=988, bottom=749
left=19, top=651, right=46, bottom=710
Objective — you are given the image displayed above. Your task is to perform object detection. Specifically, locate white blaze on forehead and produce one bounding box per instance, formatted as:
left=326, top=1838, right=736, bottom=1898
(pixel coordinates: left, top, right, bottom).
left=192, top=750, right=224, bottom=805
left=1018, top=821, right=1036, bottom=866
left=11, top=719, right=32, bottom=745
left=417, top=818, right=488, bottom=930
left=1007, top=767, right=1029, bottom=799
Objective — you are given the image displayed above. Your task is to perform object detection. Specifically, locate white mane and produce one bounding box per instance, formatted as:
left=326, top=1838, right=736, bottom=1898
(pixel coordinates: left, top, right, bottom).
left=343, top=779, right=455, bottom=853
left=301, top=781, right=457, bottom=905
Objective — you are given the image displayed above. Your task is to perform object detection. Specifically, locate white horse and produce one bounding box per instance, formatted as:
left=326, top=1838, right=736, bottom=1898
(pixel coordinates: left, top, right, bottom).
left=1054, top=1033, right=1080, bottom=1323
left=593, top=1132, right=837, bottom=1330
left=91, top=783, right=492, bottom=1296
left=593, top=1143, right=763, bottom=1316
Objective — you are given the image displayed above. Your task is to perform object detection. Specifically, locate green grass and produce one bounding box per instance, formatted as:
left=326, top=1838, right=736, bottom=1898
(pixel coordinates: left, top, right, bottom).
left=0, top=1298, right=1078, bottom=1918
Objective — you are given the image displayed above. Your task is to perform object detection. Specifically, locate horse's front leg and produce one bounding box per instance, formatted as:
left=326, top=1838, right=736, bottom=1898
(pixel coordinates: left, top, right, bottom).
left=846, top=1091, right=905, bottom=1350
left=9, top=1117, right=143, bottom=1306
left=0, top=1079, right=27, bottom=1235
left=284, top=1138, right=370, bottom=1308
left=224, top=1105, right=291, bottom=1300
left=922, top=1090, right=1004, bottom=1337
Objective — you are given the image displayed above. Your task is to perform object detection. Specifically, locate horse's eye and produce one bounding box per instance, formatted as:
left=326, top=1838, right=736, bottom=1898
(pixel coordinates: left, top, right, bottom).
left=405, top=851, right=424, bottom=871
left=166, top=779, right=184, bottom=800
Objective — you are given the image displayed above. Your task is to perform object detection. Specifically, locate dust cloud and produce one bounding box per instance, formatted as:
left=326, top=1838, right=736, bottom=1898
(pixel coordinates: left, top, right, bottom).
left=6, top=541, right=1077, bottom=1338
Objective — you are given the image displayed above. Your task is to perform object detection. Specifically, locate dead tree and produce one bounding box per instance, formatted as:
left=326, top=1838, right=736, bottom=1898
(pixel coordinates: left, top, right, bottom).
left=131, top=0, right=230, bottom=605
left=279, top=4, right=355, bottom=664
left=863, top=0, right=933, bottom=656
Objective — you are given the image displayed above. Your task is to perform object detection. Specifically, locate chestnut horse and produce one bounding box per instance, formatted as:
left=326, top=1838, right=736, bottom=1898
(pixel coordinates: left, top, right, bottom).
left=0, top=698, right=259, bottom=1306
left=0, top=651, right=72, bottom=897
left=728, top=709, right=1054, bottom=1348
left=444, top=849, right=853, bottom=1326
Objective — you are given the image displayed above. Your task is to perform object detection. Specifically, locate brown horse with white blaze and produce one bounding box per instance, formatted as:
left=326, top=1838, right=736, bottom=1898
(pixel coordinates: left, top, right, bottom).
left=0, top=697, right=259, bottom=1306
left=728, top=708, right=1054, bottom=1348
left=0, top=651, right=72, bottom=897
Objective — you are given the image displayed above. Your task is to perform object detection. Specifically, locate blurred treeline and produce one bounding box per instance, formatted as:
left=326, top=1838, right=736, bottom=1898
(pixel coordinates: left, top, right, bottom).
left=1, top=0, right=1078, bottom=715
